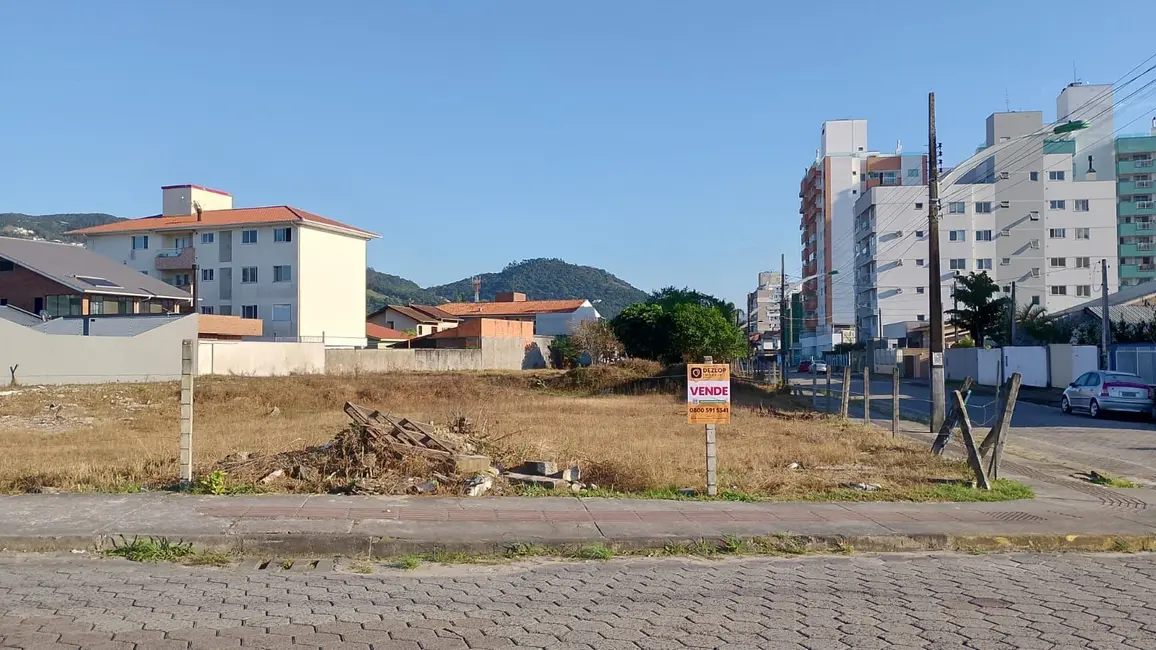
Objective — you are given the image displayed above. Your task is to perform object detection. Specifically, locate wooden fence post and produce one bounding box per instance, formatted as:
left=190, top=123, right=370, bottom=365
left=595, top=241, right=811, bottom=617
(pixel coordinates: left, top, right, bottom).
left=953, top=390, right=991, bottom=489
left=979, top=372, right=1022, bottom=480
left=825, top=366, right=833, bottom=412
left=863, top=367, right=871, bottom=425
left=891, top=366, right=900, bottom=437
left=840, top=366, right=851, bottom=419
left=930, top=376, right=975, bottom=455
left=811, top=364, right=819, bottom=408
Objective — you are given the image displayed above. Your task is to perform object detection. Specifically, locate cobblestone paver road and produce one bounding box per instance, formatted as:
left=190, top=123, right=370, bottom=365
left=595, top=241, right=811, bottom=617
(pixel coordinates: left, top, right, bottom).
left=2, top=553, right=1155, bottom=649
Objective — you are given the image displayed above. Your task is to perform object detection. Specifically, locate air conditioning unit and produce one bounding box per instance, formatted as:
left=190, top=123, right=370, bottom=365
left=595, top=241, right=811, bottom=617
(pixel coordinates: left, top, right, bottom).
left=1000, top=200, right=1011, bottom=208
left=1000, top=258, right=1010, bottom=266
left=999, top=171, right=1010, bottom=180
left=1031, top=268, right=1040, bottom=278
left=895, top=288, right=903, bottom=294
left=1001, top=228, right=1011, bottom=236
left=896, top=259, right=904, bottom=266
left=1029, top=211, right=1040, bottom=221
left=894, top=230, right=903, bottom=237
left=1030, top=240, right=1040, bottom=249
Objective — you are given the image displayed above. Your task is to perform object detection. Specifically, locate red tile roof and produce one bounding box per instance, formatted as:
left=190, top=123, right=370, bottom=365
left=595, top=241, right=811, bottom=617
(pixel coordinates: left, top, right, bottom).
left=438, top=299, right=588, bottom=317
left=366, top=323, right=413, bottom=340
left=67, top=206, right=378, bottom=238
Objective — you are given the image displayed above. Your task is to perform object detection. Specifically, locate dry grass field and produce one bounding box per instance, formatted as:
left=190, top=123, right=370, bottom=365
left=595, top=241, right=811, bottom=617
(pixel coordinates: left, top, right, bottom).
left=0, top=369, right=1023, bottom=500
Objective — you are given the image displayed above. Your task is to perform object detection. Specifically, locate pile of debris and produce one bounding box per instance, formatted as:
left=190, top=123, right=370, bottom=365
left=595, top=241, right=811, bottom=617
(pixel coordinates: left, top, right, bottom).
left=212, top=401, right=584, bottom=497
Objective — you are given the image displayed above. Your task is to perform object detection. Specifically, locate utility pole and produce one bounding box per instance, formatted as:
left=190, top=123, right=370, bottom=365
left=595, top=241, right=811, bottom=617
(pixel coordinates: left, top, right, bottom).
left=1101, top=259, right=1111, bottom=370
left=779, top=253, right=788, bottom=382
left=927, top=92, right=947, bottom=432
left=1009, top=282, right=1017, bottom=345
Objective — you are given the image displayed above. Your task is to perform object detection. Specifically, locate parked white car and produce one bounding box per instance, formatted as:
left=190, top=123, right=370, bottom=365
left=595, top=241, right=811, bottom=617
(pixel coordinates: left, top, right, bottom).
left=1060, top=370, right=1153, bottom=418
left=812, top=361, right=828, bottom=374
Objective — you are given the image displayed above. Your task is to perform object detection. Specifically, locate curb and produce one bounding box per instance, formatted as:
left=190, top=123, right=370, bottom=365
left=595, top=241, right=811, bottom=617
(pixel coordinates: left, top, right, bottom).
left=4, top=532, right=1152, bottom=558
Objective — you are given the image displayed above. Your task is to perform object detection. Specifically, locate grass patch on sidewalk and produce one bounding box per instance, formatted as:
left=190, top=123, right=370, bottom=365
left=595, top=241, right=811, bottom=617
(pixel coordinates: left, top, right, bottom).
left=0, top=372, right=1026, bottom=502
left=104, top=536, right=231, bottom=567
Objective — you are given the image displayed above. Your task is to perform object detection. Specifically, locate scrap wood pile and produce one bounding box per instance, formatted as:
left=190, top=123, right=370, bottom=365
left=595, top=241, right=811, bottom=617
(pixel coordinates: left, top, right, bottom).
left=212, top=402, right=586, bottom=496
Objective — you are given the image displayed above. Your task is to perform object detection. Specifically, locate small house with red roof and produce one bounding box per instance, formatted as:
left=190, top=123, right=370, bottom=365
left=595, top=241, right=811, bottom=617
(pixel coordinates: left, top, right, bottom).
left=69, top=184, right=379, bottom=347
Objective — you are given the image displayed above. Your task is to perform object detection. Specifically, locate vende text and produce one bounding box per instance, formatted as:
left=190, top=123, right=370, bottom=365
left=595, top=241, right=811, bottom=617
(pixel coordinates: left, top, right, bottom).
left=689, top=386, right=729, bottom=396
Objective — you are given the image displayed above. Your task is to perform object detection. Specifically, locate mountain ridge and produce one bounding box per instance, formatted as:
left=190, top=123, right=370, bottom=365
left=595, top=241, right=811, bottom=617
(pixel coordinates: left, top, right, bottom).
left=4, top=213, right=647, bottom=318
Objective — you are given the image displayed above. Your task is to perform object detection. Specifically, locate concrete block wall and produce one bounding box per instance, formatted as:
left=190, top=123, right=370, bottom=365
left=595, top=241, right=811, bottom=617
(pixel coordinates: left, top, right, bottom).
left=197, top=341, right=326, bottom=376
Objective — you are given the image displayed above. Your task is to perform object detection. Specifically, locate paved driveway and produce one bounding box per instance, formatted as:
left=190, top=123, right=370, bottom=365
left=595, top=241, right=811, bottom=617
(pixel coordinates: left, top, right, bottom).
left=792, top=372, right=1156, bottom=482
left=1, top=553, right=1155, bottom=648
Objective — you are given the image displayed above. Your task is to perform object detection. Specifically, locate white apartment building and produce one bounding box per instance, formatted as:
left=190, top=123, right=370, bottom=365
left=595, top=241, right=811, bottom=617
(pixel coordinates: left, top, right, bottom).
left=799, top=120, right=926, bottom=355
left=853, top=86, right=1119, bottom=338
left=746, top=271, right=782, bottom=335
left=71, top=185, right=379, bottom=347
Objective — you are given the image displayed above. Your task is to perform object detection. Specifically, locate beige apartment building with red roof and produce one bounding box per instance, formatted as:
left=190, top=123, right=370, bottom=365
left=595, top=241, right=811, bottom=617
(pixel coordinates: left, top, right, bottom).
left=70, top=184, right=379, bottom=347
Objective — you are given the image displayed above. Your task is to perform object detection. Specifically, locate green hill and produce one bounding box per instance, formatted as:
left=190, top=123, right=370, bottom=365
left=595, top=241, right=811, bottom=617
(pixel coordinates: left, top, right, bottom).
left=3, top=214, right=646, bottom=319
left=0, top=212, right=124, bottom=242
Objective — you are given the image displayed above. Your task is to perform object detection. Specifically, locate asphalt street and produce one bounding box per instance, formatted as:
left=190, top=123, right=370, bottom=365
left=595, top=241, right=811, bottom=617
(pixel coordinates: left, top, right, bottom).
left=791, top=372, right=1156, bottom=482
left=2, top=553, right=1154, bottom=649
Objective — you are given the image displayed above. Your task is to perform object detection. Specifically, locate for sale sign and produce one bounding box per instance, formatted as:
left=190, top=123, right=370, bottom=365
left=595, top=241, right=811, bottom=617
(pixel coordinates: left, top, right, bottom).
left=687, top=363, right=731, bottom=425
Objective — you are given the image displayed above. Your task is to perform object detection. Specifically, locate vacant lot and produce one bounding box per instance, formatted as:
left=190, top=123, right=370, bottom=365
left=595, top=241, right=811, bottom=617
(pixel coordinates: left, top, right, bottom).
left=0, top=370, right=1012, bottom=500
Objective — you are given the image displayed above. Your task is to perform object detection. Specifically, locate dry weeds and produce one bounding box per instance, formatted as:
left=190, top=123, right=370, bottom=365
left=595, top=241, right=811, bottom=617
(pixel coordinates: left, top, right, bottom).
left=0, top=372, right=978, bottom=498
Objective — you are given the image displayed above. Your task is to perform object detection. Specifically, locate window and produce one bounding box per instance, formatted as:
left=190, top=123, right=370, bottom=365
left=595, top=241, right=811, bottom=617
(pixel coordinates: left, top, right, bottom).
left=274, top=227, right=293, bottom=243
left=1001, top=257, right=1011, bottom=266
left=45, top=294, right=82, bottom=317
left=1030, top=171, right=1039, bottom=181
left=948, top=202, right=966, bottom=214
left=1050, top=257, right=1067, bottom=267
left=1076, top=285, right=1092, bottom=297
left=1050, top=200, right=1066, bottom=210
left=241, top=230, right=258, bottom=244
left=916, top=287, right=925, bottom=294
left=915, top=259, right=925, bottom=266
left=201, top=268, right=214, bottom=282
left=977, top=259, right=993, bottom=270
left=949, top=258, right=967, bottom=270
left=1075, top=257, right=1091, bottom=268
left=219, top=306, right=232, bottom=316
left=915, top=230, right=925, bottom=237
left=1051, top=285, right=1067, bottom=296
left=242, top=305, right=259, bottom=319
left=1075, top=227, right=1090, bottom=239
left=914, top=202, right=924, bottom=210
left=273, top=265, right=292, bottom=283
left=200, top=233, right=215, bottom=244
left=170, top=273, right=191, bottom=286
left=0, top=259, right=13, bottom=272
left=241, top=266, right=258, bottom=283
left=917, top=314, right=926, bottom=322
left=272, top=304, right=292, bottom=322
left=1074, top=199, right=1089, bottom=212
left=200, top=306, right=214, bottom=315
left=1049, top=170, right=1066, bottom=181
left=1031, top=296, right=1040, bottom=306
left=907, top=168, right=920, bottom=178
left=1049, top=228, right=1066, bottom=239
left=173, top=236, right=192, bottom=249
left=976, top=230, right=992, bottom=241
left=975, top=202, right=992, bottom=213
left=1002, top=285, right=1011, bottom=293
left=949, top=230, right=966, bottom=242
left=131, top=235, right=149, bottom=250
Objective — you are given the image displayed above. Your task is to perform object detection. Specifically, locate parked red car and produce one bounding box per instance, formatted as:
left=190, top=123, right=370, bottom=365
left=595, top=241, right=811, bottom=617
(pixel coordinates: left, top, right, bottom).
left=797, top=360, right=812, bottom=373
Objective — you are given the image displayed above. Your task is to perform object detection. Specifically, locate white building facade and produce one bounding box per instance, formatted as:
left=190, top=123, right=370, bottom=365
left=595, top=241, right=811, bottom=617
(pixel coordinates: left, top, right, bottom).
left=74, top=185, right=379, bottom=347
left=852, top=87, right=1119, bottom=339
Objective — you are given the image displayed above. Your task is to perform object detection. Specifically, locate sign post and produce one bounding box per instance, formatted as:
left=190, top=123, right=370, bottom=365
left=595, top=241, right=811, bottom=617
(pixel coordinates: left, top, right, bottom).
left=688, top=357, right=731, bottom=497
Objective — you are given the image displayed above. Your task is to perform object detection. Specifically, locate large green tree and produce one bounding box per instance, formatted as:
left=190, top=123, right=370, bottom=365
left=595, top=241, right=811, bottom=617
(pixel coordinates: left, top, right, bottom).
left=946, top=272, right=1008, bottom=344
left=666, top=303, right=747, bottom=362
left=611, top=289, right=747, bottom=363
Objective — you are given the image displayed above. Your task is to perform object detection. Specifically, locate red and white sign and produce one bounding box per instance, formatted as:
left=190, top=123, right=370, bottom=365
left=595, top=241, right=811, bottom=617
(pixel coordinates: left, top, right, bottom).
left=687, top=364, right=731, bottom=425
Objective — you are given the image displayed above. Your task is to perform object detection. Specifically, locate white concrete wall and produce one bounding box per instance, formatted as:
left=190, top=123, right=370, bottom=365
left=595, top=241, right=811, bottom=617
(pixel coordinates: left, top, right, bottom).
left=162, top=186, right=234, bottom=216
left=1058, top=84, right=1115, bottom=182
left=535, top=303, right=599, bottom=336
left=297, top=226, right=368, bottom=347
left=944, top=347, right=1001, bottom=385
left=327, top=337, right=548, bottom=373
left=1004, top=346, right=1049, bottom=387
left=1049, top=344, right=1098, bottom=388
left=0, top=315, right=197, bottom=385
left=197, top=341, right=325, bottom=376
left=827, top=156, right=858, bottom=326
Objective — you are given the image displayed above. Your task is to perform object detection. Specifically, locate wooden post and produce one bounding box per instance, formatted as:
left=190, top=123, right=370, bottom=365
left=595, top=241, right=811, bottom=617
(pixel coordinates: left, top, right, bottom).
left=704, top=356, right=717, bottom=497
left=930, top=376, right=974, bottom=455
left=840, top=366, right=851, bottom=419
left=825, top=366, right=833, bottom=412
left=980, top=372, right=1022, bottom=479
left=811, top=364, right=819, bottom=408
left=863, top=367, right=871, bottom=425
left=179, top=339, right=195, bottom=489
left=953, top=390, right=991, bottom=489
left=891, top=366, right=900, bottom=437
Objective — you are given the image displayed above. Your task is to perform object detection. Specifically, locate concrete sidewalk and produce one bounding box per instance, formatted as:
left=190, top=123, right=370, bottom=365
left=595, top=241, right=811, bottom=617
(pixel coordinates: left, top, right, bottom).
left=4, top=489, right=1156, bottom=557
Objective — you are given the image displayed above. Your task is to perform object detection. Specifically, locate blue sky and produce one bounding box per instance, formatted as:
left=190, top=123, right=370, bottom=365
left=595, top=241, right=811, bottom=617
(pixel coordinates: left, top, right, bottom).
left=1, top=1, right=1146, bottom=306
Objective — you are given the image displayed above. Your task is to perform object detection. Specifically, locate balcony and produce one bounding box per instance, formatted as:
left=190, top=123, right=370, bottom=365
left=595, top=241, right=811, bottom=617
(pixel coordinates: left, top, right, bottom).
left=1121, top=263, right=1156, bottom=278
left=1116, top=135, right=1156, bottom=155
left=1119, top=159, right=1156, bottom=175
left=1119, top=243, right=1156, bottom=257
left=1119, top=201, right=1156, bottom=217
left=1118, top=179, right=1155, bottom=195
left=1119, top=221, right=1155, bottom=237
left=155, top=246, right=195, bottom=271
